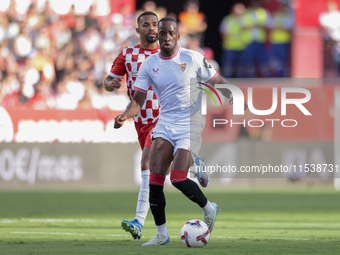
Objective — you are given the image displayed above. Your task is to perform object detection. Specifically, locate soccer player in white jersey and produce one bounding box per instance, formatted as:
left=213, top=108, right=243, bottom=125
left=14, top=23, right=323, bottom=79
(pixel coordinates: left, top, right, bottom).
left=104, top=12, right=208, bottom=241
left=114, top=17, right=235, bottom=246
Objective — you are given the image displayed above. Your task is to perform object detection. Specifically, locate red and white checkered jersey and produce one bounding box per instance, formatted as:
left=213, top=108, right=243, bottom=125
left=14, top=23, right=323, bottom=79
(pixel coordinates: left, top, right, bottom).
left=109, top=44, right=160, bottom=124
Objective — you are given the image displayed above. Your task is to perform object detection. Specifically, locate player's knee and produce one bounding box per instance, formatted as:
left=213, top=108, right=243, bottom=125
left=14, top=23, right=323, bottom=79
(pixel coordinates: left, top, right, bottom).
left=149, top=159, right=159, bottom=173
left=141, top=147, right=151, bottom=170
left=170, top=170, right=187, bottom=186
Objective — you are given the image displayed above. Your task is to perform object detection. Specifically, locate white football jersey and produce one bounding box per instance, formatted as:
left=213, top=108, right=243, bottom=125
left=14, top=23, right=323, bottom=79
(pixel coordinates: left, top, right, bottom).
left=134, top=47, right=217, bottom=128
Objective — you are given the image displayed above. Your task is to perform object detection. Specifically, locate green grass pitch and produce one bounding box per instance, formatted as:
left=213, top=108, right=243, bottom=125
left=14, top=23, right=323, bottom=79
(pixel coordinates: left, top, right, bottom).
left=0, top=188, right=339, bottom=254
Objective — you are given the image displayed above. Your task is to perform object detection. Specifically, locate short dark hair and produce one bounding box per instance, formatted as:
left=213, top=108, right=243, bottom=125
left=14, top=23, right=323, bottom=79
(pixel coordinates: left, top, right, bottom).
left=137, top=11, right=158, bottom=25
left=158, top=17, right=178, bottom=27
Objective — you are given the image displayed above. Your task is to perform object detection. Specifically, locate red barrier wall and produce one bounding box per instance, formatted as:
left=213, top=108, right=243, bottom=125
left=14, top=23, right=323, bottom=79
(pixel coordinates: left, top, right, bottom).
left=0, top=86, right=335, bottom=143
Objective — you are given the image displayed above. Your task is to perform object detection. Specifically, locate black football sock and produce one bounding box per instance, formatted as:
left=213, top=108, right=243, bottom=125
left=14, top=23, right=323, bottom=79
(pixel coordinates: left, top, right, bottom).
left=172, top=178, right=208, bottom=208
left=149, top=184, right=166, bottom=226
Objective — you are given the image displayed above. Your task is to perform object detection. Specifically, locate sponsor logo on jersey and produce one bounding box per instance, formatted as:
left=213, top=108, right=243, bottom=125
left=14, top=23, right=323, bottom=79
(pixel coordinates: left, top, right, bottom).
left=132, top=71, right=138, bottom=77
left=179, top=63, right=187, bottom=72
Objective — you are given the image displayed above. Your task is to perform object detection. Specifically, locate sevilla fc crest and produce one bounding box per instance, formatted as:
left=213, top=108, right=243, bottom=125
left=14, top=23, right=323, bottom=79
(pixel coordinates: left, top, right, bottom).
left=179, top=63, right=187, bottom=72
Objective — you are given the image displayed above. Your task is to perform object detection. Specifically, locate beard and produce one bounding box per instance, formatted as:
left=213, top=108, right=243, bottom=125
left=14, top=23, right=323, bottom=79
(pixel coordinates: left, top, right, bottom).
left=145, top=35, right=157, bottom=43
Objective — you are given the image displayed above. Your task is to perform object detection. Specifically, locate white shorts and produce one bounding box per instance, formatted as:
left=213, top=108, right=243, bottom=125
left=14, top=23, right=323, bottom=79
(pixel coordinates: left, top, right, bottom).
left=151, top=123, right=202, bottom=159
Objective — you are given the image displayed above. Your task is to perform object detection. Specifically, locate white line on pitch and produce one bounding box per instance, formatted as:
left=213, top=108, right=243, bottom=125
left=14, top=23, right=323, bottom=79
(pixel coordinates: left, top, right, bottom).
left=2, top=219, right=340, bottom=227
left=262, top=222, right=340, bottom=227
left=0, top=219, right=115, bottom=224
left=9, top=232, right=133, bottom=237
left=10, top=232, right=93, bottom=236
left=8, top=232, right=317, bottom=241
left=225, top=236, right=311, bottom=240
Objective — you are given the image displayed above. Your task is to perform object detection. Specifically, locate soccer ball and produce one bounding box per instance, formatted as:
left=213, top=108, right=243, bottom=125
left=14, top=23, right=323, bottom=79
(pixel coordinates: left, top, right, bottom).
left=180, top=219, right=210, bottom=247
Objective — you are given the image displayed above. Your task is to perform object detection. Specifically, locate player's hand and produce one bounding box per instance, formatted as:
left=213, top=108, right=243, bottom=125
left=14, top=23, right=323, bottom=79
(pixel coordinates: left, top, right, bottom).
left=114, top=114, right=127, bottom=129
left=106, top=77, right=124, bottom=92
left=229, top=97, right=248, bottom=111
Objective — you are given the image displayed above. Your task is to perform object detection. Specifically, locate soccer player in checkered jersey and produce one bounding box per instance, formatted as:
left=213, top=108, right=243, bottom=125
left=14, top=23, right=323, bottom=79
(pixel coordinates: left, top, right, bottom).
left=103, top=11, right=160, bottom=240
left=113, top=17, right=245, bottom=246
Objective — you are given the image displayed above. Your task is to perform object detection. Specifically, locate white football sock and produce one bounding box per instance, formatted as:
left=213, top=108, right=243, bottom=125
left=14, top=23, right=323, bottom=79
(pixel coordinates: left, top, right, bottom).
left=156, top=223, right=168, bottom=236
left=202, top=200, right=215, bottom=215
left=135, top=170, right=150, bottom=225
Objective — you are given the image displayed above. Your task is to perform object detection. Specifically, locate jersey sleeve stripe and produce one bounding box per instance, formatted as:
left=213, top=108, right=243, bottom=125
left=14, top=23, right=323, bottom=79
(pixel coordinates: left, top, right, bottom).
left=135, top=87, right=147, bottom=93
left=206, top=72, right=218, bottom=84
left=109, top=72, right=123, bottom=77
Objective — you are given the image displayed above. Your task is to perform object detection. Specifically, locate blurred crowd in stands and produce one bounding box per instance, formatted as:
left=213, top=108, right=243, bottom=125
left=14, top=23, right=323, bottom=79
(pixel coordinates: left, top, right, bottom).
left=219, top=1, right=293, bottom=78
left=0, top=0, right=134, bottom=110
left=0, top=0, right=295, bottom=111
left=0, top=0, right=218, bottom=110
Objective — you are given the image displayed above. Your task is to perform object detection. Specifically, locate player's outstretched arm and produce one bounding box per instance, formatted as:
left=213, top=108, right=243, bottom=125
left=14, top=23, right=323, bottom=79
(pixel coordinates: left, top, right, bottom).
left=209, top=75, right=248, bottom=110
left=104, top=75, right=124, bottom=92
left=209, top=74, right=232, bottom=99
left=114, top=90, right=146, bottom=129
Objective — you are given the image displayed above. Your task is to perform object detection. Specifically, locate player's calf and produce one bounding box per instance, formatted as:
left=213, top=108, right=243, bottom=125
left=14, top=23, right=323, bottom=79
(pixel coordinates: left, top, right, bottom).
left=170, top=170, right=208, bottom=207
left=149, top=173, right=166, bottom=226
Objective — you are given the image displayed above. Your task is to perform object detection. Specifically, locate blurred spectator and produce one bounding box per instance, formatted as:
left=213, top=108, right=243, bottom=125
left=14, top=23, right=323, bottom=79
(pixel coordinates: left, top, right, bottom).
left=26, top=4, right=44, bottom=31
left=156, top=6, right=168, bottom=20
left=13, top=30, right=33, bottom=59
left=167, top=12, right=177, bottom=21
left=85, top=6, right=99, bottom=29
left=178, top=0, right=207, bottom=42
left=268, top=3, right=293, bottom=77
left=119, top=4, right=135, bottom=28
left=6, top=3, right=17, bottom=23
left=0, top=73, right=19, bottom=104
left=319, top=0, right=340, bottom=76
left=203, top=47, right=220, bottom=74
left=40, top=0, right=58, bottom=24
left=63, top=4, right=76, bottom=29
left=79, top=26, right=101, bottom=55
left=30, top=49, right=55, bottom=83
left=219, top=3, right=246, bottom=78
left=28, top=77, right=56, bottom=110
left=1, top=70, right=29, bottom=109
left=0, top=14, right=7, bottom=43
left=78, top=88, right=93, bottom=110
left=55, top=72, right=85, bottom=110
left=187, top=36, right=204, bottom=55
left=142, top=1, right=157, bottom=12
left=74, top=15, right=87, bottom=36
left=34, top=24, right=51, bottom=52
left=241, top=1, right=272, bottom=77
left=50, top=19, right=72, bottom=50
